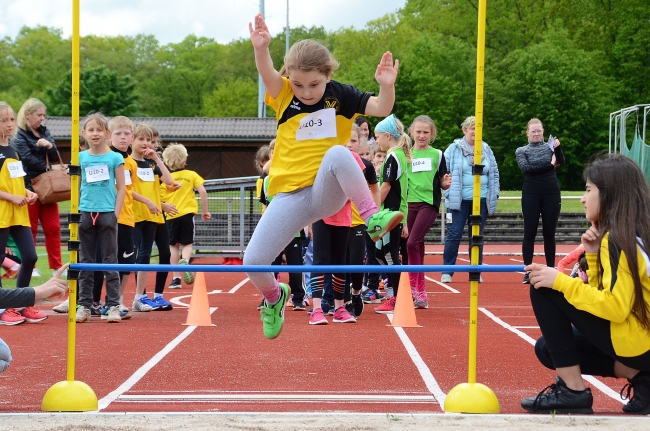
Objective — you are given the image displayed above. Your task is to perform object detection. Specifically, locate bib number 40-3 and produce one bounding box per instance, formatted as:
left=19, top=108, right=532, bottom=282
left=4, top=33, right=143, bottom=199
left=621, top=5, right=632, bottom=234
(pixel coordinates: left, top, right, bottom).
left=296, top=108, right=337, bottom=141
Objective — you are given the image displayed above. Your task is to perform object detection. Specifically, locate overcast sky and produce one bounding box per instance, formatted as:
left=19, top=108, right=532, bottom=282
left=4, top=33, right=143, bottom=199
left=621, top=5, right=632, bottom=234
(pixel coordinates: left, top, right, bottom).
left=0, top=0, right=407, bottom=45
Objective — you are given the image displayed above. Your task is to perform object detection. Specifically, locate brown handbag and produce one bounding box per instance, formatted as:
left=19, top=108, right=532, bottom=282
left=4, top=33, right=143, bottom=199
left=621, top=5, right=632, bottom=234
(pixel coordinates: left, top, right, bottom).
left=31, top=151, right=71, bottom=205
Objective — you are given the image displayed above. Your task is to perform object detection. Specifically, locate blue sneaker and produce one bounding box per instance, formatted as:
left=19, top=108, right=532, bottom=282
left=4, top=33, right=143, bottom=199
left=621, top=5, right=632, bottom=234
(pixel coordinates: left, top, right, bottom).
left=363, top=289, right=383, bottom=304
left=321, top=299, right=335, bottom=316
left=152, top=296, right=173, bottom=311
left=140, top=295, right=161, bottom=311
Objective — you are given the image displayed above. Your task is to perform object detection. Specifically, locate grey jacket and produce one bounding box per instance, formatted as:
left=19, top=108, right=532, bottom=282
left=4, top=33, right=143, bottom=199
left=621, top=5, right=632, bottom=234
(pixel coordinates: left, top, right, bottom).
left=443, top=138, right=500, bottom=215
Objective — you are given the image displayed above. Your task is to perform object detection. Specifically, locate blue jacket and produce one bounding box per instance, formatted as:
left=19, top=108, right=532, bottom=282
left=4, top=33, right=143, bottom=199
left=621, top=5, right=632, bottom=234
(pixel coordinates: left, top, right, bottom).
left=443, top=138, right=500, bottom=215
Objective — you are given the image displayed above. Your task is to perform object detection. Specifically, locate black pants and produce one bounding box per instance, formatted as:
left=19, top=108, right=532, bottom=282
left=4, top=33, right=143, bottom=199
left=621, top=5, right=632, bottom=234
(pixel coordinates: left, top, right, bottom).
left=364, top=231, right=381, bottom=290
left=271, top=236, right=304, bottom=302
left=374, top=224, right=402, bottom=295
left=345, top=224, right=367, bottom=302
left=0, top=226, right=37, bottom=289
left=310, top=220, right=349, bottom=301
left=521, top=188, right=561, bottom=267
left=152, top=222, right=171, bottom=295
left=530, top=286, right=650, bottom=376
left=93, top=223, right=135, bottom=303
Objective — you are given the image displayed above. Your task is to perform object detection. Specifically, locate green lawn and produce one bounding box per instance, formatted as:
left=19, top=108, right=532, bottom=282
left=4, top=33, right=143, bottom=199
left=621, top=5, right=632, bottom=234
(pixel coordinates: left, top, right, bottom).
left=1, top=246, right=70, bottom=289
left=496, top=191, right=585, bottom=213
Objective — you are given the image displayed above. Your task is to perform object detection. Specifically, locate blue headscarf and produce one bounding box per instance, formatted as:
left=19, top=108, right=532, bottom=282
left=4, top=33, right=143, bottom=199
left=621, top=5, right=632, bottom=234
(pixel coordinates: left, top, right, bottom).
left=375, top=114, right=401, bottom=139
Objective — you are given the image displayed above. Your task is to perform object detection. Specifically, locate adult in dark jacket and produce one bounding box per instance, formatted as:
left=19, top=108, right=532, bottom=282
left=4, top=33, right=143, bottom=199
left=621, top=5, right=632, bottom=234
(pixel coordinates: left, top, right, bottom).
left=515, top=118, right=565, bottom=284
left=0, top=265, right=68, bottom=373
left=12, top=99, right=63, bottom=275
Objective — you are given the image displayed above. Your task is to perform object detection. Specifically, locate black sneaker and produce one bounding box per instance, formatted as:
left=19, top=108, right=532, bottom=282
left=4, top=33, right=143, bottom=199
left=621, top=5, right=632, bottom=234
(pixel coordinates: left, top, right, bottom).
left=169, top=277, right=182, bottom=289
left=344, top=301, right=355, bottom=317
left=351, top=294, right=364, bottom=317
left=521, top=377, right=593, bottom=414
left=90, top=302, right=103, bottom=317
left=257, top=299, right=265, bottom=310
left=621, top=371, right=650, bottom=414
left=523, top=271, right=531, bottom=284
left=292, top=299, right=305, bottom=311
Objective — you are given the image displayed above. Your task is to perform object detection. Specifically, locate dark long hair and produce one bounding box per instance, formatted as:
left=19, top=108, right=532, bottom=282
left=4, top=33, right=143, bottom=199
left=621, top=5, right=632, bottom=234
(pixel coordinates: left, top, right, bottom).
left=584, top=153, right=650, bottom=331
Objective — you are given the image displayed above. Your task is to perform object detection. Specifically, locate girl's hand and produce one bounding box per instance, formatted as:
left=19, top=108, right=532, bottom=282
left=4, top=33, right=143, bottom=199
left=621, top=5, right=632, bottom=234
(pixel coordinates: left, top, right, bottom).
left=167, top=181, right=182, bottom=191
left=11, top=195, right=28, bottom=206
left=525, top=263, right=560, bottom=289
left=26, top=190, right=38, bottom=204
left=554, top=138, right=561, bottom=148
left=146, top=200, right=161, bottom=215
left=375, top=52, right=400, bottom=87
left=202, top=211, right=211, bottom=221
left=401, top=224, right=409, bottom=239
left=161, top=202, right=178, bottom=216
left=37, top=138, right=53, bottom=149
left=249, top=13, right=271, bottom=50
left=142, top=148, right=159, bottom=161
left=441, top=173, right=452, bottom=190
left=582, top=223, right=600, bottom=254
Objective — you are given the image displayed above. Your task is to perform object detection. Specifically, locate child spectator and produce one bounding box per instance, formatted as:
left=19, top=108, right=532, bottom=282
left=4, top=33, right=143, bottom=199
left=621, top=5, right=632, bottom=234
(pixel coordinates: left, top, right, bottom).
left=130, top=123, right=177, bottom=312
left=372, top=146, right=386, bottom=177
left=0, top=101, right=40, bottom=324
left=75, top=113, right=125, bottom=323
left=161, top=143, right=210, bottom=289
left=246, top=15, right=402, bottom=338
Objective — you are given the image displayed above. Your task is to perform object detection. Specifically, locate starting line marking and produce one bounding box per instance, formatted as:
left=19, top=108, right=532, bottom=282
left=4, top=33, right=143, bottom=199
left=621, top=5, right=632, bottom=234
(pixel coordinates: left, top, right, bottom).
left=387, top=314, right=447, bottom=411
left=479, top=307, right=625, bottom=405
left=425, top=276, right=460, bottom=293
left=116, top=393, right=436, bottom=403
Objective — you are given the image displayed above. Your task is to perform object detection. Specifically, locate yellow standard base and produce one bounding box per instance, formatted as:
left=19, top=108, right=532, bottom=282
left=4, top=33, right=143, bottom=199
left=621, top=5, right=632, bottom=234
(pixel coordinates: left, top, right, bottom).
left=444, top=382, right=500, bottom=414
left=42, top=380, right=98, bottom=412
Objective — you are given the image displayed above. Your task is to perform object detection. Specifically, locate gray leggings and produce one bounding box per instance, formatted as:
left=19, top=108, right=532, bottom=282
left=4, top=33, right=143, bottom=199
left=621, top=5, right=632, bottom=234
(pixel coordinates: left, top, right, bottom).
left=244, top=146, right=377, bottom=300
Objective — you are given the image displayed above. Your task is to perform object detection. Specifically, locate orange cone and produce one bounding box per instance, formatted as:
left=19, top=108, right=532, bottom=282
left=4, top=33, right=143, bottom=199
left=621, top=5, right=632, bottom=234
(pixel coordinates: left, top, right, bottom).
left=183, top=272, right=215, bottom=326
left=388, top=272, right=422, bottom=328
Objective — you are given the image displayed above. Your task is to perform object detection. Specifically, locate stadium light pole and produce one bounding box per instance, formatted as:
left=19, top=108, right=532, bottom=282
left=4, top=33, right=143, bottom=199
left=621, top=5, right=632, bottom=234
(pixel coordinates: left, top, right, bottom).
left=257, top=0, right=266, bottom=118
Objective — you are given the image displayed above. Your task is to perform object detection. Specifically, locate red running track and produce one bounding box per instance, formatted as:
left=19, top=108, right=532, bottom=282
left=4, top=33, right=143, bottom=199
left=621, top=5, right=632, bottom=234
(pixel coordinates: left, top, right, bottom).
left=0, top=245, right=629, bottom=415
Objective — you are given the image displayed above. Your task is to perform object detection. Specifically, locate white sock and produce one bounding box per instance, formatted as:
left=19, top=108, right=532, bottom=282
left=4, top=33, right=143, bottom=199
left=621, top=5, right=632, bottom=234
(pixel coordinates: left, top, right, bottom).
left=154, top=293, right=163, bottom=299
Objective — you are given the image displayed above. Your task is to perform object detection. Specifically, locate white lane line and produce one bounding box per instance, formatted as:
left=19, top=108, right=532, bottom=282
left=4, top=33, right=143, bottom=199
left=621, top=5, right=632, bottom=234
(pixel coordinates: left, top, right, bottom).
left=425, top=276, right=460, bottom=294
left=478, top=307, right=625, bottom=404
left=513, top=326, right=540, bottom=329
left=97, top=307, right=218, bottom=411
left=387, top=314, right=446, bottom=410
left=117, top=393, right=435, bottom=403
left=508, top=258, right=526, bottom=274
left=228, top=278, right=249, bottom=294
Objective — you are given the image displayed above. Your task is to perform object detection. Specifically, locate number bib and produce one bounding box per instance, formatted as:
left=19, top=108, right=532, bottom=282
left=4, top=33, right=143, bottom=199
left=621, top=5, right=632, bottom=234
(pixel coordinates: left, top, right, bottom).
left=137, top=167, right=154, bottom=182
left=7, top=161, right=26, bottom=178
left=85, top=164, right=109, bottom=183
left=124, top=170, right=132, bottom=185
left=296, top=108, right=337, bottom=141
left=411, top=158, right=432, bottom=173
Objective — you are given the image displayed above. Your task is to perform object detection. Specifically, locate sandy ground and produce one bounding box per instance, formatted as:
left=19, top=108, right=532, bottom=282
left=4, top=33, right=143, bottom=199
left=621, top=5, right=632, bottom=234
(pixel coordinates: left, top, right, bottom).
left=0, top=413, right=649, bottom=431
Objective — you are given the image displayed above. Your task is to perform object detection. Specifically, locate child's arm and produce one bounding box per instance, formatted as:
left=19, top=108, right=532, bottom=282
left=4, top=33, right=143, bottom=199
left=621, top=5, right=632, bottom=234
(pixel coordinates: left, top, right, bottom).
left=143, top=148, right=176, bottom=188
left=368, top=183, right=380, bottom=208
left=132, top=191, right=161, bottom=215
left=26, top=189, right=38, bottom=204
left=364, top=52, right=399, bottom=117
left=196, top=185, right=211, bottom=221
left=557, top=244, right=585, bottom=272
left=249, top=14, right=284, bottom=99
left=114, top=165, right=126, bottom=218
left=379, top=181, right=391, bottom=204
left=0, top=191, right=28, bottom=206
left=161, top=202, right=178, bottom=217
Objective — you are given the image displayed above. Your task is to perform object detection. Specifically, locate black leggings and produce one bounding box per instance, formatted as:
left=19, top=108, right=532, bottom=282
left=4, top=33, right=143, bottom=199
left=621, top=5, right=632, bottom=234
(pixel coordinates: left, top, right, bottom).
left=271, top=236, right=304, bottom=302
left=375, top=225, right=402, bottom=295
left=152, top=222, right=171, bottom=295
left=522, top=190, right=561, bottom=267
left=0, top=226, right=37, bottom=289
left=344, top=224, right=366, bottom=302
left=310, top=220, right=349, bottom=301
left=530, top=286, right=650, bottom=376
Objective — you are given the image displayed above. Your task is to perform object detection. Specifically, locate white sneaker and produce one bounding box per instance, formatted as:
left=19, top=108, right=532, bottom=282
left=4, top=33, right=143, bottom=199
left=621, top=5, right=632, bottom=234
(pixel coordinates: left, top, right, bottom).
left=76, top=306, right=90, bottom=323
left=132, top=298, right=153, bottom=312
left=441, top=274, right=452, bottom=283
left=32, top=268, right=42, bottom=277
left=52, top=298, right=69, bottom=313
left=53, top=268, right=68, bottom=278
left=118, top=303, right=129, bottom=313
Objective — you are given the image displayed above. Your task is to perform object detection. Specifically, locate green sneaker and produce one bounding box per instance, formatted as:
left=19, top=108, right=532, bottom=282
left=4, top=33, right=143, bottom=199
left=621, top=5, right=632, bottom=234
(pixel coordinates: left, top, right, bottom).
left=179, top=258, right=195, bottom=284
left=366, top=209, right=404, bottom=242
left=260, top=283, right=290, bottom=339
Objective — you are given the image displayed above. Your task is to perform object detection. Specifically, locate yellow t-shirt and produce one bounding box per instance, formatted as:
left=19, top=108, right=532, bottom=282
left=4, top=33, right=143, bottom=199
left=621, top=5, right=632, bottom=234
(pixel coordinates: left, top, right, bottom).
left=160, top=169, right=204, bottom=220
left=133, top=158, right=165, bottom=224
left=117, top=154, right=137, bottom=227
left=265, top=77, right=372, bottom=196
left=0, top=145, right=30, bottom=228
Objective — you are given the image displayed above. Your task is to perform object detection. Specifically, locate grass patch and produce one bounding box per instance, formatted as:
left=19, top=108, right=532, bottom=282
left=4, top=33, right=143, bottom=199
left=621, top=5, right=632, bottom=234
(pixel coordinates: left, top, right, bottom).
left=496, top=191, right=584, bottom=213
left=1, top=246, right=70, bottom=289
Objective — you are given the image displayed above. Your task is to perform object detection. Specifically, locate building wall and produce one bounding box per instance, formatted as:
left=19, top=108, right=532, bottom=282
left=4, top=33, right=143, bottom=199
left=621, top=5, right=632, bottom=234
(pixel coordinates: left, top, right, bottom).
left=55, top=139, right=266, bottom=180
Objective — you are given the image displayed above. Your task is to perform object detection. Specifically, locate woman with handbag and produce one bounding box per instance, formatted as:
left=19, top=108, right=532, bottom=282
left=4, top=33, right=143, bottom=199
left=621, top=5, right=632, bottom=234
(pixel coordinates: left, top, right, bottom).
left=12, top=98, right=63, bottom=276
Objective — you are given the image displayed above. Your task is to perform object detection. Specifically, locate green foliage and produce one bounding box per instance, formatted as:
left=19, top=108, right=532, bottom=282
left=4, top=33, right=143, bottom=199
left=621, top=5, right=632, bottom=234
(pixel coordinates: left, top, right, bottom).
left=46, top=66, right=139, bottom=116
left=205, top=78, right=258, bottom=117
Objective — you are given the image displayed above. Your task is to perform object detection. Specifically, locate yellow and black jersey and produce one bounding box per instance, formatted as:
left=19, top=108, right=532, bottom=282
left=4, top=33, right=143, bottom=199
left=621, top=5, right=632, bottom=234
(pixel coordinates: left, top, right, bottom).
left=160, top=168, right=204, bottom=220
left=133, top=158, right=165, bottom=224
left=111, top=146, right=138, bottom=227
left=266, top=77, right=373, bottom=196
left=0, top=145, right=30, bottom=228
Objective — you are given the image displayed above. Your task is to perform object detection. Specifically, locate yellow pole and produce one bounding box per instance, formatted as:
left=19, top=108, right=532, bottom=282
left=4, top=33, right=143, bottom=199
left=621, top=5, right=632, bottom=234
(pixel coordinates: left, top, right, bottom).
left=42, top=0, right=97, bottom=411
left=444, top=0, right=499, bottom=413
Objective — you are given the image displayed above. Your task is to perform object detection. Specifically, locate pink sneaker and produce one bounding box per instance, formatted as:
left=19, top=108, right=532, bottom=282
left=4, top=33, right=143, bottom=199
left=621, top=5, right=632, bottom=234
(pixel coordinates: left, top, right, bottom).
left=309, top=308, right=328, bottom=325
left=374, top=296, right=396, bottom=314
left=20, top=306, right=48, bottom=323
left=0, top=309, right=26, bottom=325
left=414, top=292, right=429, bottom=309
left=333, top=306, right=356, bottom=323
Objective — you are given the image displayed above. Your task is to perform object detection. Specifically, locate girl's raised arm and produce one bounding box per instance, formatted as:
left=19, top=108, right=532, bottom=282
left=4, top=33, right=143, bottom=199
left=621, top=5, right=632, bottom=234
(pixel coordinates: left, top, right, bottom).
left=249, top=14, right=283, bottom=99
left=365, top=52, right=399, bottom=117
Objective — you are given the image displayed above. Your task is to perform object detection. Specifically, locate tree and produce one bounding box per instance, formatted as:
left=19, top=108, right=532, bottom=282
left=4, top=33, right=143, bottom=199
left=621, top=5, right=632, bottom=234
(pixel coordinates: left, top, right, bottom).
left=204, top=78, right=258, bottom=117
left=46, top=66, right=139, bottom=116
